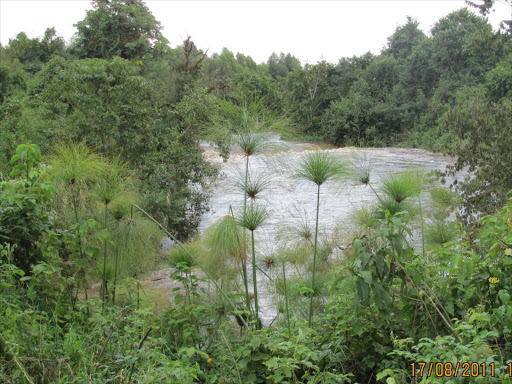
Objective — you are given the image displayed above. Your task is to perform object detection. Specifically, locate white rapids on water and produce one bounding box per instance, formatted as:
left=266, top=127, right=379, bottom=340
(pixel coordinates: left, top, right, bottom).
left=197, top=137, right=455, bottom=324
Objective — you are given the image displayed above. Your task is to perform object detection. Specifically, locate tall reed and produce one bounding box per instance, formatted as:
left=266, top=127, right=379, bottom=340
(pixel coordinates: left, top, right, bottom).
left=238, top=203, right=269, bottom=329
left=281, top=260, right=291, bottom=336
left=294, top=151, right=347, bottom=327
left=48, top=142, right=103, bottom=310
left=95, top=158, right=129, bottom=305
left=48, top=142, right=103, bottom=225
left=233, top=131, right=274, bottom=316
left=204, top=214, right=248, bottom=309
left=132, top=204, right=251, bottom=329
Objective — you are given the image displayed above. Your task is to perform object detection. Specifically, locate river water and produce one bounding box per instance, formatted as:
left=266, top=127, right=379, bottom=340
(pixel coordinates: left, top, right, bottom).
left=197, top=137, right=455, bottom=324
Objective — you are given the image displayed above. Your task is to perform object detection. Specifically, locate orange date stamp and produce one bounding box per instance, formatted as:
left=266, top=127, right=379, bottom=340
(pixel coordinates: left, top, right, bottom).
left=411, top=362, right=512, bottom=378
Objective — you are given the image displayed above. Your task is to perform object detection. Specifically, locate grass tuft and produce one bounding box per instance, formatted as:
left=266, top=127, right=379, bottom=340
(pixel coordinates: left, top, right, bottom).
left=350, top=152, right=373, bottom=186
left=381, top=172, right=423, bottom=203
left=204, top=215, right=246, bottom=261
left=294, top=151, right=347, bottom=186
left=426, top=219, right=458, bottom=247
left=95, top=157, right=131, bottom=206
left=430, top=187, right=461, bottom=210
left=113, top=217, right=162, bottom=278
left=238, top=204, right=269, bottom=232
left=48, top=141, right=103, bottom=186
left=233, top=132, right=274, bottom=157
left=235, top=170, right=270, bottom=201
left=168, top=244, right=198, bottom=269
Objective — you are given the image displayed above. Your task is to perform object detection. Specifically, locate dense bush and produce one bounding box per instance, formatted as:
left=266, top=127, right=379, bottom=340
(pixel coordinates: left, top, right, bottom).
left=2, top=0, right=511, bottom=224
left=1, top=142, right=512, bottom=382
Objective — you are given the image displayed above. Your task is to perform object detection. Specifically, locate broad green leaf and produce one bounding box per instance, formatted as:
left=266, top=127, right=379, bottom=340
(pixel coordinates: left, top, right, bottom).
left=360, top=270, right=372, bottom=285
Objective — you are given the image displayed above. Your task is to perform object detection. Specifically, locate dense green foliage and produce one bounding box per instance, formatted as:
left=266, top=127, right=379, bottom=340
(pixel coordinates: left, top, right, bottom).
left=444, top=85, right=512, bottom=220
left=72, top=0, right=168, bottom=60
left=2, top=145, right=512, bottom=382
left=1, top=0, right=512, bottom=382
left=0, top=1, right=221, bottom=240
left=1, top=0, right=511, bottom=218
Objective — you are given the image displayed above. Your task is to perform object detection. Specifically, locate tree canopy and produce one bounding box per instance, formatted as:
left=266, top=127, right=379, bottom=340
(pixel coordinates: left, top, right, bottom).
left=1, top=2, right=512, bottom=231
left=72, top=0, right=168, bottom=60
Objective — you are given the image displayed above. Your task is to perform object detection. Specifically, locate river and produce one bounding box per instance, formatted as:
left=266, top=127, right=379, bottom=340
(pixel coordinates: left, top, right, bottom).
left=197, top=137, right=455, bottom=324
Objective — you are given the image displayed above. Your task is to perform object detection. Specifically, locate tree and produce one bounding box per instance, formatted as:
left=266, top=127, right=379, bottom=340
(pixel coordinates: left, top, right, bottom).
left=485, top=53, right=512, bottom=102
left=385, top=16, right=427, bottom=61
left=267, top=52, right=300, bottom=79
left=40, top=28, right=66, bottom=63
left=363, top=56, right=398, bottom=101
left=329, top=54, right=372, bottom=99
left=466, top=0, right=512, bottom=34
left=5, top=28, right=65, bottom=73
left=173, top=37, right=208, bottom=99
left=23, top=57, right=217, bottom=239
left=445, top=91, right=512, bottom=218
left=235, top=52, right=258, bottom=71
left=208, top=48, right=240, bottom=80
left=431, top=8, right=506, bottom=86
left=287, top=61, right=334, bottom=134
left=32, top=57, right=154, bottom=160
left=0, top=144, right=54, bottom=274
left=0, top=64, right=10, bottom=103
left=400, top=38, right=438, bottom=99
left=72, top=0, right=168, bottom=60
left=321, top=79, right=376, bottom=146
left=467, top=0, right=511, bottom=14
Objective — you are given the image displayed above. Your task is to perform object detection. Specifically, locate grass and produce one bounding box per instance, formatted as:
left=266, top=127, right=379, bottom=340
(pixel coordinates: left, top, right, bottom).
left=171, top=238, right=240, bottom=288
left=274, top=273, right=329, bottom=321
left=294, top=150, right=348, bottom=327
left=235, top=170, right=270, bottom=200
left=376, top=198, right=408, bottom=218
left=294, top=151, right=347, bottom=187
left=262, top=254, right=277, bottom=270
left=48, top=141, right=103, bottom=187
left=239, top=204, right=269, bottom=232
left=353, top=205, right=377, bottom=227
left=430, top=187, right=461, bottom=214
left=274, top=206, right=314, bottom=247
left=109, top=191, right=137, bottom=221
left=233, top=131, right=275, bottom=157
left=380, top=172, right=423, bottom=204
left=95, top=159, right=130, bottom=305
left=296, top=274, right=328, bottom=298
left=111, top=217, right=162, bottom=278
left=202, top=218, right=245, bottom=292
left=238, top=203, right=269, bottom=329
left=426, top=219, right=458, bottom=248
left=350, top=152, right=373, bottom=186
left=278, top=245, right=312, bottom=266
left=281, top=260, right=291, bottom=335
left=94, top=157, right=131, bottom=207
left=204, top=215, right=246, bottom=261
left=168, top=245, right=198, bottom=269
left=48, top=142, right=105, bottom=229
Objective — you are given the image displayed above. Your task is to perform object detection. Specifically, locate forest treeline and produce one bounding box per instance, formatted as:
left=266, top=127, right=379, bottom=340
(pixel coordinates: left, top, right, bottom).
left=1, top=0, right=512, bottom=233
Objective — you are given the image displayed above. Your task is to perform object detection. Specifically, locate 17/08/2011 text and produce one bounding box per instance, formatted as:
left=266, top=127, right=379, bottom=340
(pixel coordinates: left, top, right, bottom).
left=411, top=362, right=512, bottom=378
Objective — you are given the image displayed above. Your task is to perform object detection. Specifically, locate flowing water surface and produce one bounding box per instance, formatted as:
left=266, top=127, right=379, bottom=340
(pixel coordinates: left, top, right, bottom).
left=198, top=137, right=455, bottom=324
